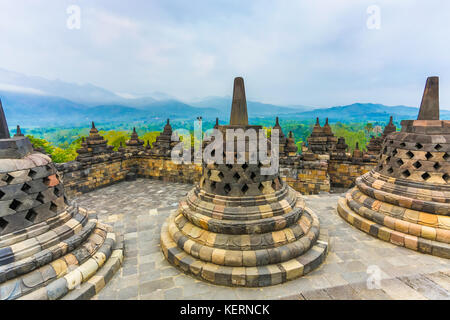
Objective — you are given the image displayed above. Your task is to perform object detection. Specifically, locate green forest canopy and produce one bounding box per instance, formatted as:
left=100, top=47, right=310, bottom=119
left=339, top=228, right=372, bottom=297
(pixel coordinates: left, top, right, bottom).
left=22, top=119, right=395, bottom=163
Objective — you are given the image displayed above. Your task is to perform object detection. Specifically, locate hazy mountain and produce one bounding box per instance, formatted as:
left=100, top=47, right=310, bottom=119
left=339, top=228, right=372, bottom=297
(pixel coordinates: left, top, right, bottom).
left=0, top=90, right=89, bottom=126
left=190, top=96, right=313, bottom=115
left=292, top=103, right=450, bottom=122
left=0, top=68, right=126, bottom=106
left=1, top=68, right=448, bottom=127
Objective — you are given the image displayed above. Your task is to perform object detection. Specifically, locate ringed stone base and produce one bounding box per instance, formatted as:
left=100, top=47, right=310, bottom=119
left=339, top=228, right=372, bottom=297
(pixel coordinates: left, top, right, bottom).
left=0, top=205, right=124, bottom=300
left=161, top=207, right=328, bottom=287
left=337, top=184, right=450, bottom=259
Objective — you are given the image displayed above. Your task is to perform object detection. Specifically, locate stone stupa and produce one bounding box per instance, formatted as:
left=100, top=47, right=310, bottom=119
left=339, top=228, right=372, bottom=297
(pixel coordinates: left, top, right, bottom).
left=160, top=77, right=328, bottom=287
left=0, top=101, right=123, bottom=300
left=338, top=77, right=450, bottom=258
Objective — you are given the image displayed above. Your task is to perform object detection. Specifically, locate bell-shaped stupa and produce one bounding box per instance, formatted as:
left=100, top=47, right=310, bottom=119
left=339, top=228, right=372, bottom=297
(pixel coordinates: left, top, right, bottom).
left=160, top=77, right=328, bottom=287
left=337, top=77, right=450, bottom=258
left=0, top=101, right=122, bottom=300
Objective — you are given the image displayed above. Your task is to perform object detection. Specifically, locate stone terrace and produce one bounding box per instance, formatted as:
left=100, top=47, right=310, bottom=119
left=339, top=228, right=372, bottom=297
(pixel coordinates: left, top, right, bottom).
left=75, top=179, right=450, bottom=300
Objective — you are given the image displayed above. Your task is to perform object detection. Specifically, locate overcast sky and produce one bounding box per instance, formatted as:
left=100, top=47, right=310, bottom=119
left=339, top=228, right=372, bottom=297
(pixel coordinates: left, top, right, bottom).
left=0, top=0, right=449, bottom=108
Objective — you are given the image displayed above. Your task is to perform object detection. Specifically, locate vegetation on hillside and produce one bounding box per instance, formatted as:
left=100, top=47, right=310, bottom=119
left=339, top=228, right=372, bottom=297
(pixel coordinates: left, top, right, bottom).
left=22, top=118, right=393, bottom=163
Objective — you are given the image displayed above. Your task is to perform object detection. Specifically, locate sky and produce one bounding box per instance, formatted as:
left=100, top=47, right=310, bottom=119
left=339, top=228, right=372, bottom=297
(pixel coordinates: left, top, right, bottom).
left=0, top=0, right=449, bottom=108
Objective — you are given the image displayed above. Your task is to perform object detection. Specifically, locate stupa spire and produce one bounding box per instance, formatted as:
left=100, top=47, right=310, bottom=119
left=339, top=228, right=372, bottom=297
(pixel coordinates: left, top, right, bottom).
left=418, top=76, right=439, bottom=120
left=14, top=125, right=23, bottom=137
left=0, top=99, right=10, bottom=139
left=229, top=77, right=248, bottom=126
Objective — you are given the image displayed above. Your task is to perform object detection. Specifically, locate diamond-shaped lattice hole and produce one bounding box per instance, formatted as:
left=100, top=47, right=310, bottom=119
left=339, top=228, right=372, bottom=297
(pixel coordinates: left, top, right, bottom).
left=241, top=184, right=249, bottom=194
left=36, top=193, right=45, bottom=203
left=435, top=144, right=442, bottom=151
left=49, top=202, right=58, bottom=213
left=210, top=181, right=216, bottom=190
left=425, top=152, right=433, bottom=160
left=406, top=151, right=414, bottom=159
left=10, top=199, right=21, bottom=210
left=211, top=149, right=216, bottom=157
left=378, top=164, right=383, bottom=170
left=0, top=218, right=8, bottom=231
left=21, top=183, right=31, bottom=193
left=233, top=172, right=240, bottom=182
left=400, top=142, right=406, bottom=147
left=250, top=172, right=257, bottom=181
left=218, top=171, right=224, bottom=179
left=443, top=173, right=449, bottom=182
left=392, top=149, right=398, bottom=156
left=2, top=174, right=14, bottom=184
left=28, top=169, right=37, bottom=178
left=43, top=177, right=51, bottom=185
left=385, top=156, right=391, bottom=163
left=389, top=140, right=394, bottom=144
left=421, top=172, right=431, bottom=181
left=444, top=153, right=449, bottom=160
left=226, top=164, right=233, bottom=169
left=207, top=170, right=211, bottom=178
left=54, top=187, right=61, bottom=197
left=402, top=170, right=411, bottom=178
left=257, top=162, right=263, bottom=168
left=271, top=180, right=276, bottom=190
left=242, top=163, right=248, bottom=170
left=413, top=161, right=422, bottom=169
left=0, top=190, right=4, bottom=200
left=383, top=147, right=388, bottom=154
left=224, top=184, right=231, bottom=194
left=258, top=183, right=264, bottom=192
left=434, top=162, right=442, bottom=170
left=387, top=167, right=394, bottom=174
left=396, top=159, right=404, bottom=166
left=415, top=143, right=423, bottom=149
left=25, top=209, right=38, bottom=222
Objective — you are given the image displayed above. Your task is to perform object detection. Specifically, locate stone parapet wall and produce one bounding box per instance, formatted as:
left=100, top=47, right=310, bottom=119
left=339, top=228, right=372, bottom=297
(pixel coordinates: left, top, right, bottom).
left=280, top=160, right=330, bottom=195
left=56, top=155, right=203, bottom=198
left=328, top=159, right=376, bottom=189
left=135, top=156, right=202, bottom=184
left=56, top=157, right=136, bottom=198
left=56, top=154, right=377, bottom=197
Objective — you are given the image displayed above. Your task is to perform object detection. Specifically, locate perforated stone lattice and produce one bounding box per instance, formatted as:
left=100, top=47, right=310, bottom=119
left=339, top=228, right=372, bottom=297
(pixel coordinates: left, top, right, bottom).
left=200, top=160, right=282, bottom=197
left=377, top=136, right=450, bottom=184
left=0, top=163, right=68, bottom=235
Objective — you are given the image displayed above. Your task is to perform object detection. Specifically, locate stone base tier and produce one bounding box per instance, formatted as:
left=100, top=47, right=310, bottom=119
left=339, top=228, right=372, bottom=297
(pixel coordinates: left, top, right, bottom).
left=0, top=204, right=123, bottom=300
left=337, top=173, right=450, bottom=259
left=161, top=207, right=328, bottom=287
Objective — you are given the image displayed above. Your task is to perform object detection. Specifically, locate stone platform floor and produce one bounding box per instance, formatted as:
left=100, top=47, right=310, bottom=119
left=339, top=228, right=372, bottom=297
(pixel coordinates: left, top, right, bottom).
left=74, top=179, right=450, bottom=300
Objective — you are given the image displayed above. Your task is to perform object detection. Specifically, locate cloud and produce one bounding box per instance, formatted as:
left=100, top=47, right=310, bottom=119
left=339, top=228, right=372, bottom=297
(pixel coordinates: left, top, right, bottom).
left=0, top=83, right=47, bottom=95
left=0, top=0, right=449, bottom=108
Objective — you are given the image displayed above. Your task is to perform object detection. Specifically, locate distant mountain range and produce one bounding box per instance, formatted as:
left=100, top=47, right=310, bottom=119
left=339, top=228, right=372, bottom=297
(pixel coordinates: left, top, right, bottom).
left=0, top=68, right=448, bottom=128
left=288, top=103, right=450, bottom=122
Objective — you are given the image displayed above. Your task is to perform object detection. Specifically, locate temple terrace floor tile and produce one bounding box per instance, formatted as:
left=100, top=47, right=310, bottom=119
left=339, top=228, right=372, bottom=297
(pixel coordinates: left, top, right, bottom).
left=74, top=179, right=450, bottom=300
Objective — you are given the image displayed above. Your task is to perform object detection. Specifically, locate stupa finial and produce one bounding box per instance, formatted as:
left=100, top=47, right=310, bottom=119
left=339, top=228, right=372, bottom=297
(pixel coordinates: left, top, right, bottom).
left=14, top=125, right=23, bottom=137
left=229, top=77, right=248, bottom=126
left=418, top=76, right=439, bottom=120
